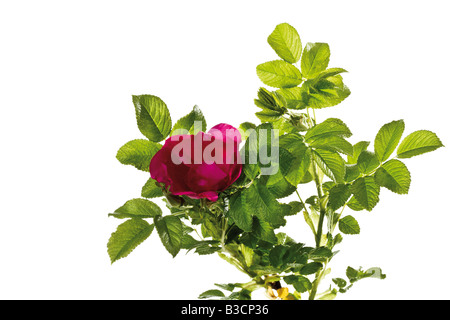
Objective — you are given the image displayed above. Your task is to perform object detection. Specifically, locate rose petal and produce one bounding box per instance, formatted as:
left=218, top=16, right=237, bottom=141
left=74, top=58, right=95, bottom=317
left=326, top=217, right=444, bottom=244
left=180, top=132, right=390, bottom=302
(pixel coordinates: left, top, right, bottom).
left=187, top=163, right=228, bottom=193
left=149, top=123, right=243, bottom=203
left=150, top=135, right=191, bottom=192
left=173, top=190, right=218, bottom=202
left=208, top=124, right=241, bottom=166
left=227, top=162, right=243, bottom=186
left=149, top=147, right=171, bottom=186
left=208, top=123, right=241, bottom=144
left=200, top=191, right=219, bottom=202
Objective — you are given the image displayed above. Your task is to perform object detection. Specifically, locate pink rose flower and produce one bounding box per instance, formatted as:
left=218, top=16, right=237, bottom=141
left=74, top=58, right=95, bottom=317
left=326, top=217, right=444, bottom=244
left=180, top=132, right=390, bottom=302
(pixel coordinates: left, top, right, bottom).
left=149, top=123, right=242, bottom=202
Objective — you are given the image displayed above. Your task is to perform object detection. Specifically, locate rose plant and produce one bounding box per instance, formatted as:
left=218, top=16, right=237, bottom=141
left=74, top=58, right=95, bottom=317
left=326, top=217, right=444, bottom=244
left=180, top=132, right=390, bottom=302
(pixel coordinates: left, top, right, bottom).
left=107, top=23, right=443, bottom=300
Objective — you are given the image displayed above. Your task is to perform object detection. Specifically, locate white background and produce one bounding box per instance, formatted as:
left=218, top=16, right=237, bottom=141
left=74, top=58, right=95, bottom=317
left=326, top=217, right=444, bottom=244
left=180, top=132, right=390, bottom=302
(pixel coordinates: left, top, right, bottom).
left=1, top=0, right=449, bottom=300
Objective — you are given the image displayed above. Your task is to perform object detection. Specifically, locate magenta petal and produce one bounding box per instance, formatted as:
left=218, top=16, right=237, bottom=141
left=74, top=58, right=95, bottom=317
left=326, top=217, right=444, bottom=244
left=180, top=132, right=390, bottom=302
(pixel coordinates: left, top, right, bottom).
left=187, top=163, right=228, bottom=192
left=208, top=123, right=241, bottom=144
left=201, top=191, right=219, bottom=202
left=172, top=190, right=218, bottom=202
left=208, top=123, right=242, bottom=165
left=227, top=162, right=243, bottom=186
left=149, top=149, right=171, bottom=186
left=149, top=123, right=243, bottom=203
left=150, top=135, right=191, bottom=191
left=171, top=190, right=198, bottom=198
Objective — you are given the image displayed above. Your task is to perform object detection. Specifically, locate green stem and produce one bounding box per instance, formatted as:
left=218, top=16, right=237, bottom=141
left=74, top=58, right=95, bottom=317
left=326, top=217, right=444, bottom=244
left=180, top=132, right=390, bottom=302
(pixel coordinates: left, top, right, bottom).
left=308, top=159, right=328, bottom=300
left=220, top=217, right=228, bottom=247
left=316, top=210, right=326, bottom=247
left=311, top=163, right=326, bottom=248
left=309, top=260, right=328, bottom=300
left=219, top=250, right=247, bottom=275
left=331, top=203, right=347, bottom=233
left=295, top=189, right=308, bottom=215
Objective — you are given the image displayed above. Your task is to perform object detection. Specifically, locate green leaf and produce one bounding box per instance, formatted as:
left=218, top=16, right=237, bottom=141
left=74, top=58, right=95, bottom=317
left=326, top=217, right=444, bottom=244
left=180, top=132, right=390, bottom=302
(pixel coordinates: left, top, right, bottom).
left=228, top=289, right=252, bottom=300
left=305, top=118, right=352, bottom=142
left=279, top=132, right=304, bottom=150
left=141, top=178, right=164, bottom=198
left=346, top=266, right=359, bottom=281
left=317, top=289, right=338, bottom=300
left=332, top=277, right=347, bottom=289
left=328, top=184, right=351, bottom=211
left=154, top=215, right=183, bottom=257
left=282, top=201, right=304, bottom=216
left=276, top=87, right=307, bottom=110
left=313, top=68, right=347, bottom=81
left=374, top=159, right=411, bottom=194
left=312, top=149, right=346, bottom=183
left=396, top=130, right=444, bottom=158
left=116, top=139, right=162, bottom=172
left=255, top=109, right=283, bottom=122
left=170, top=105, right=206, bottom=135
left=269, top=245, right=290, bottom=268
left=346, top=196, right=365, bottom=211
left=256, top=60, right=302, bottom=88
left=284, top=275, right=312, bottom=293
left=374, top=120, right=405, bottom=162
left=364, top=267, right=387, bottom=280
left=239, top=122, right=256, bottom=142
left=347, top=141, right=370, bottom=164
left=267, top=23, right=302, bottom=63
left=276, top=233, right=297, bottom=247
left=251, top=217, right=277, bottom=244
left=300, top=262, right=323, bottom=275
left=301, top=42, right=330, bottom=79
left=338, top=215, right=360, bottom=235
left=228, top=193, right=253, bottom=232
left=347, top=266, right=370, bottom=281
left=302, top=75, right=351, bottom=109
left=180, top=230, right=199, bottom=251
left=109, top=198, right=162, bottom=219
left=356, top=150, right=380, bottom=175
left=195, top=244, right=221, bottom=255
left=279, top=138, right=311, bottom=186
left=214, top=283, right=241, bottom=292
left=350, top=177, right=380, bottom=211
left=309, top=246, right=333, bottom=261
left=344, top=164, right=360, bottom=183
left=309, top=135, right=354, bottom=156
left=240, top=123, right=273, bottom=180
left=332, top=278, right=347, bottom=293
left=303, top=210, right=317, bottom=236
left=181, top=232, right=220, bottom=254
left=266, top=176, right=297, bottom=199
left=254, top=87, right=286, bottom=111
left=132, top=95, right=172, bottom=142
left=198, top=289, right=225, bottom=299
left=346, top=266, right=386, bottom=283
left=238, top=244, right=255, bottom=267
left=242, top=182, right=285, bottom=228
left=328, top=230, right=341, bottom=249
left=107, top=219, right=154, bottom=263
